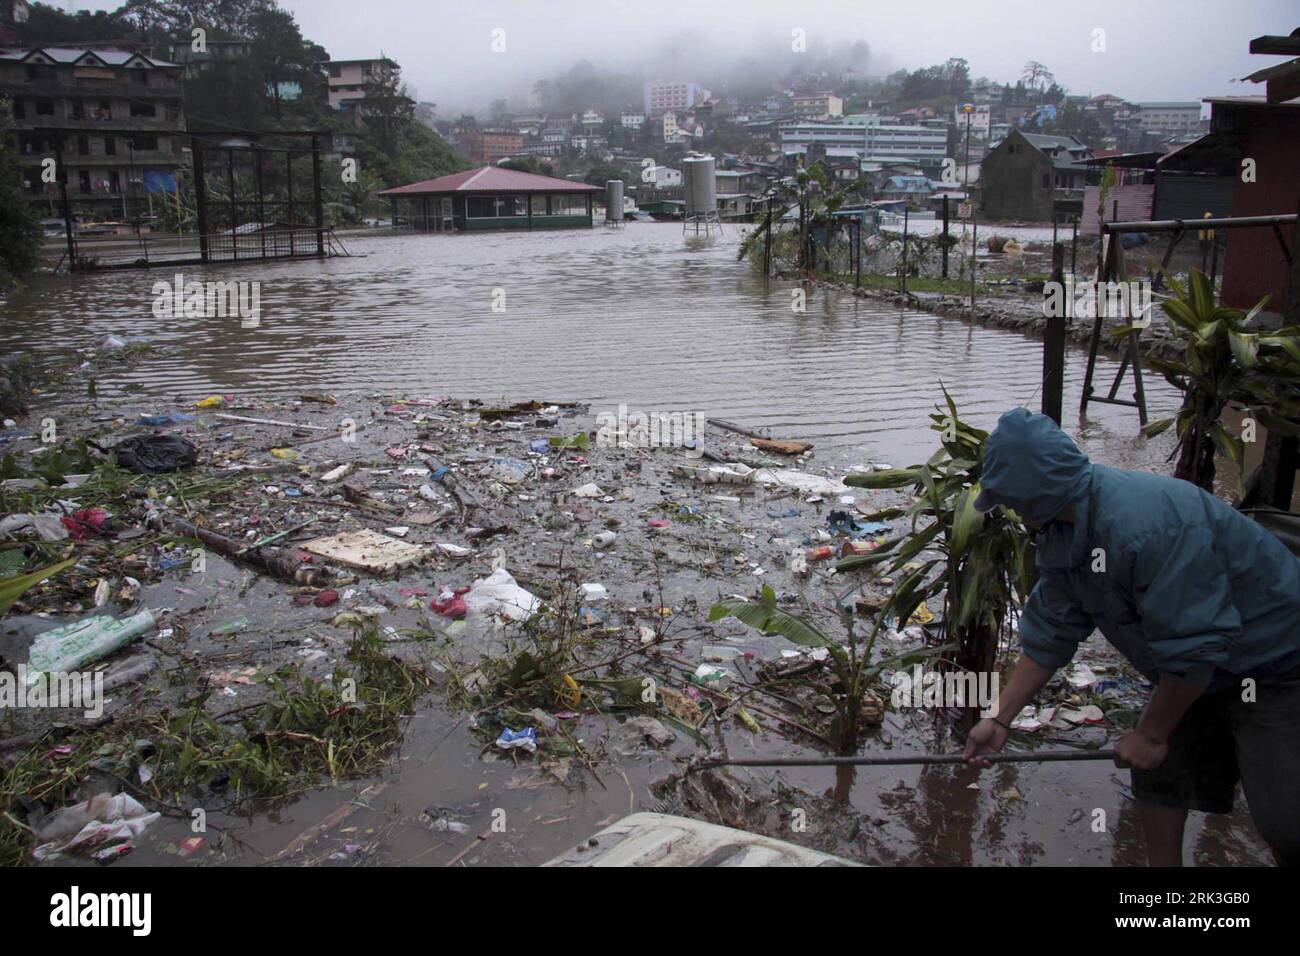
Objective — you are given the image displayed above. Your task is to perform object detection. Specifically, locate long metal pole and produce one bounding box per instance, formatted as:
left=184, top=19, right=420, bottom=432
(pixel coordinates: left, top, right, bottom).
left=693, top=749, right=1117, bottom=771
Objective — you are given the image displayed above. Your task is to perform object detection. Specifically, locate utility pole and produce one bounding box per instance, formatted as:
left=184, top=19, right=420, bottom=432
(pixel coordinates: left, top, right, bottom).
left=962, top=103, right=974, bottom=188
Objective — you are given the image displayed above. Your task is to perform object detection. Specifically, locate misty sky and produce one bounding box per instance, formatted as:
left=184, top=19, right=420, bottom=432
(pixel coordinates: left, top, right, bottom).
left=65, top=0, right=1298, bottom=114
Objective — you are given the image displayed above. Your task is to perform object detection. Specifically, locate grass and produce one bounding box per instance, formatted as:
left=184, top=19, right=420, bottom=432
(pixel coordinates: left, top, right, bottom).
left=0, top=626, right=432, bottom=866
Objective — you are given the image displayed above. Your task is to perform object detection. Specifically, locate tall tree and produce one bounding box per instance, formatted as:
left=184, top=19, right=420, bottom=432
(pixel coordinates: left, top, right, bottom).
left=0, top=100, right=40, bottom=289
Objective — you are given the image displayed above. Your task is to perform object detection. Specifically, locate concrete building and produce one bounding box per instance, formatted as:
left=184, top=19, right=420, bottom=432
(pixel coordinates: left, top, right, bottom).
left=792, top=91, right=843, bottom=119
left=620, top=112, right=645, bottom=129
left=458, top=129, right=524, bottom=164
left=644, top=80, right=705, bottom=114
left=779, top=118, right=947, bottom=173
left=1136, top=101, right=1204, bottom=136
left=324, top=57, right=399, bottom=111
left=164, top=37, right=253, bottom=79
left=1, top=46, right=186, bottom=219
left=978, top=130, right=1092, bottom=221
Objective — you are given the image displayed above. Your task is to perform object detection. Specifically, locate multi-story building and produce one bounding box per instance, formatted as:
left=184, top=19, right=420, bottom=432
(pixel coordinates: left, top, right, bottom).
left=792, top=91, right=843, bottom=119
left=644, top=80, right=705, bottom=115
left=620, top=112, right=645, bottom=129
left=458, top=129, right=524, bottom=164
left=323, top=57, right=399, bottom=111
left=1, top=46, right=186, bottom=219
left=779, top=118, right=948, bottom=173
left=0, top=1, right=30, bottom=45
left=163, top=37, right=253, bottom=79
left=1136, top=101, right=1204, bottom=136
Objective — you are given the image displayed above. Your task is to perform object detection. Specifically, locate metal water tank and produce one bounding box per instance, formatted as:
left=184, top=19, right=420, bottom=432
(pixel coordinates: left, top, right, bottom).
left=682, top=155, right=717, bottom=217
left=605, top=180, right=624, bottom=223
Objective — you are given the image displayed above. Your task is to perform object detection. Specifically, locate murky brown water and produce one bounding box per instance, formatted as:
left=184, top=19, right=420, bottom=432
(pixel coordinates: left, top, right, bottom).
left=6, top=224, right=1271, bottom=866
left=8, top=224, right=1179, bottom=469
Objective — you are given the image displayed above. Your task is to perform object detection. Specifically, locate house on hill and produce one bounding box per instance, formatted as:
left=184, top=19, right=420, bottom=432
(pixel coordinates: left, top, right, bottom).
left=979, top=130, right=1092, bottom=221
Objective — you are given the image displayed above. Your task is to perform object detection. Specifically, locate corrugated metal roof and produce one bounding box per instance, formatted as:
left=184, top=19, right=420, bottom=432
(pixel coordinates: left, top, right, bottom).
left=0, top=46, right=179, bottom=67
left=378, top=166, right=601, bottom=196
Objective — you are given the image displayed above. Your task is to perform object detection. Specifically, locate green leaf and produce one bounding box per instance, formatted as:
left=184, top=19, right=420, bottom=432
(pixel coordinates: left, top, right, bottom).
left=0, top=557, right=77, bottom=617
left=844, top=468, right=920, bottom=489
left=708, top=589, right=832, bottom=647
left=1228, top=331, right=1259, bottom=368
left=949, top=485, right=983, bottom=558
left=1141, top=417, right=1175, bottom=437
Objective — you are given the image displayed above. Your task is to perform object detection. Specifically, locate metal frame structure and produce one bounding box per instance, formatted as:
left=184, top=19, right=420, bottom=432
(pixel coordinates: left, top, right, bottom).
left=1080, top=213, right=1299, bottom=425
left=48, top=127, right=338, bottom=271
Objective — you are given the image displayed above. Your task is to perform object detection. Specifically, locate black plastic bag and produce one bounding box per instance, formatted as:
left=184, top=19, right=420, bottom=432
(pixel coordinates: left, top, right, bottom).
left=109, top=435, right=198, bottom=474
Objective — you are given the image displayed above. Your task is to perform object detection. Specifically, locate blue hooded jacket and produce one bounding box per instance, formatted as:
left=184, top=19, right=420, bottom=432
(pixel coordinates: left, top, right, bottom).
left=978, top=408, right=1300, bottom=688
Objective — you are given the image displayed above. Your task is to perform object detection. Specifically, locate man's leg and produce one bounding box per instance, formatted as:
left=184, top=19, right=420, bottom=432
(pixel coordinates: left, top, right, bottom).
left=1138, top=803, right=1188, bottom=867
left=1131, top=689, right=1236, bottom=867
left=1232, top=669, right=1300, bottom=866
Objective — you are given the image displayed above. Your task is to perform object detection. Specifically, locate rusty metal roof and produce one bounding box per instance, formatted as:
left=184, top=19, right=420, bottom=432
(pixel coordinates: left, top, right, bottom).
left=378, top=166, right=601, bottom=196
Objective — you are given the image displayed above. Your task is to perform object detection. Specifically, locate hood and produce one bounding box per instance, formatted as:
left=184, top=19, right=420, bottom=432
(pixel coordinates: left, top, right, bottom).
left=973, top=408, right=1092, bottom=525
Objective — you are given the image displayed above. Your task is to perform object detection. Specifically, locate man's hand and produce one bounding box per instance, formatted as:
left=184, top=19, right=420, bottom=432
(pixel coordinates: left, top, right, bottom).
left=963, top=717, right=1009, bottom=767
left=1113, top=730, right=1169, bottom=771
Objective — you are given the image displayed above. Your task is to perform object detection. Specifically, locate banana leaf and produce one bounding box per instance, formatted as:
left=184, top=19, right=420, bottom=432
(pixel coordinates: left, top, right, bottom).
left=0, top=557, right=78, bottom=617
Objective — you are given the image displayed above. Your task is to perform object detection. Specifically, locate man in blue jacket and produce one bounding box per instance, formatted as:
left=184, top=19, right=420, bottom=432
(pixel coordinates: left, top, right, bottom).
left=963, top=408, right=1300, bottom=866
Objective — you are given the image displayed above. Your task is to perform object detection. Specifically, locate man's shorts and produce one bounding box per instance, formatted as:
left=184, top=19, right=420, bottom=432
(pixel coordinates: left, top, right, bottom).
left=1131, top=666, right=1300, bottom=865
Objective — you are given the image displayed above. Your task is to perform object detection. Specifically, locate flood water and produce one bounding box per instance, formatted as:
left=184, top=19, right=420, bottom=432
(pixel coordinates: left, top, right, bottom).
left=6, top=224, right=1270, bottom=867
left=9, top=223, right=1178, bottom=470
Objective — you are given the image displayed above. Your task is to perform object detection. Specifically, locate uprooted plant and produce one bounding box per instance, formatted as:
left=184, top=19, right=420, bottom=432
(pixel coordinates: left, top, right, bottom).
left=836, top=390, right=1036, bottom=726
left=708, top=585, right=952, bottom=754
left=0, top=625, right=431, bottom=865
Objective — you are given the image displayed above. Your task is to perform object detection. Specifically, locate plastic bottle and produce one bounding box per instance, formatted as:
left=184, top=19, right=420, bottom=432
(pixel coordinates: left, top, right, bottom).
left=25, top=609, right=157, bottom=687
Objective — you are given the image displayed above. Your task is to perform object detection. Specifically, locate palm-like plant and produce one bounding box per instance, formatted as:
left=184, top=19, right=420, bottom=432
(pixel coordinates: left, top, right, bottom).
left=1122, top=270, right=1300, bottom=493
left=838, top=391, right=1036, bottom=707
left=708, top=585, right=951, bottom=754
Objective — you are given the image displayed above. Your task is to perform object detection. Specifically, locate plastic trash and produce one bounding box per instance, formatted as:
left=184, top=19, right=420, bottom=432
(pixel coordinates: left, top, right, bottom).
left=109, top=434, right=198, bottom=474
left=692, top=663, right=732, bottom=690
left=580, top=583, right=608, bottom=602
left=573, top=482, right=602, bottom=498
left=138, top=411, right=196, bottom=427
left=495, top=727, right=538, bottom=753
left=592, top=531, right=617, bottom=548
left=828, top=510, right=890, bottom=538
left=430, top=588, right=469, bottom=619
left=491, top=457, right=531, bottom=484
left=24, top=609, right=156, bottom=687
left=529, top=439, right=551, bottom=454
left=464, top=568, right=541, bottom=621
left=31, top=792, right=160, bottom=861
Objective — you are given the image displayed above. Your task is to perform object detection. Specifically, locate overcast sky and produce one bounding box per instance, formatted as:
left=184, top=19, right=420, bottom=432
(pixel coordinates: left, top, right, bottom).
left=68, top=0, right=1298, bottom=113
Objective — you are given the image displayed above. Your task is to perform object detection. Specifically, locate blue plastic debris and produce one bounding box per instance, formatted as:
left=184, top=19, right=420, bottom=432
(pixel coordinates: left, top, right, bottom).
left=139, top=411, right=197, bottom=427
left=428, top=466, right=450, bottom=482
left=767, top=507, right=799, bottom=519
left=495, top=727, right=538, bottom=753
left=828, top=510, right=889, bottom=538
left=529, top=438, right=551, bottom=454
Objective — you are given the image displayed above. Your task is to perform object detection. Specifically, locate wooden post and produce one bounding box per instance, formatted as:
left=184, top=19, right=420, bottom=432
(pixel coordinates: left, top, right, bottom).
left=941, top=195, right=949, bottom=278
left=1042, top=242, right=1066, bottom=424
left=192, top=137, right=209, bottom=262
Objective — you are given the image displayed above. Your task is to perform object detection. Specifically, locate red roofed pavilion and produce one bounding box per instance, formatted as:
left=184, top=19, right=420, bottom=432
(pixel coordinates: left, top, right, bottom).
left=378, top=166, right=602, bottom=232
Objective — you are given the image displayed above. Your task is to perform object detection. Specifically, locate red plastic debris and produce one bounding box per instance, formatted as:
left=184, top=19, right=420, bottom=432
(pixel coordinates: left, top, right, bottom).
left=61, top=507, right=110, bottom=540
